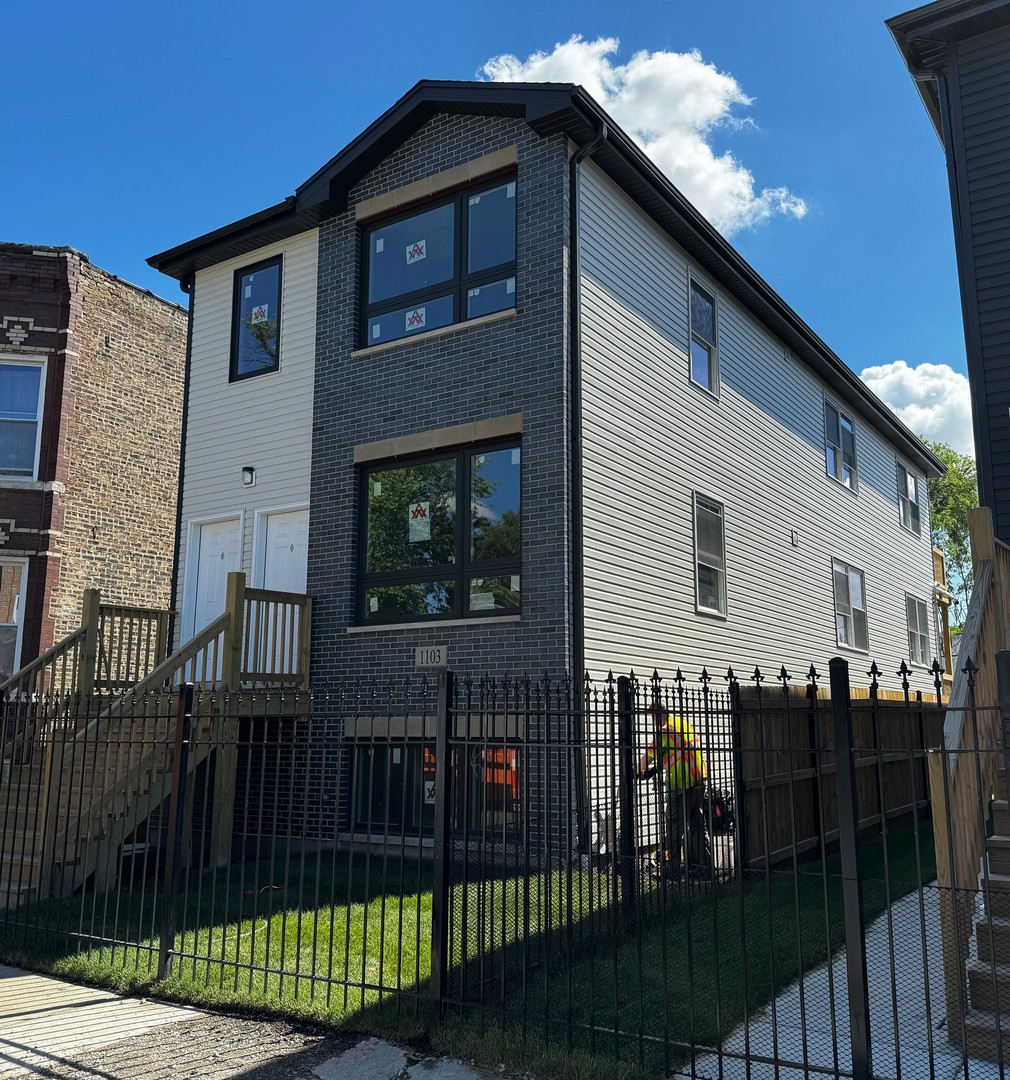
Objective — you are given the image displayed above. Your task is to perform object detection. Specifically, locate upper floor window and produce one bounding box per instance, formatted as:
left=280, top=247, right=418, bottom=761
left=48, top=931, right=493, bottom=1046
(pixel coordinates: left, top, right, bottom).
left=906, top=595, right=930, bottom=666
left=897, top=462, right=921, bottom=535
left=359, top=441, right=521, bottom=623
left=832, top=559, right=868, bottom=652
left=363, top=180, right=516, bottom=347
left=825, top=402, right=856, bottom=488
left=689, top=281, right=718, bottom=393
left=231, top=256, right=281, bottom=381
left=0, top=361, right=44, bottom=480
left=694, top=493, right=726, bottom=615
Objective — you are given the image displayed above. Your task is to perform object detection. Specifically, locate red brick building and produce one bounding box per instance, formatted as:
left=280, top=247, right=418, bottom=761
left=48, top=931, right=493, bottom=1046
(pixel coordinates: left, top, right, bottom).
left=0, top=243, right=186, bottom=679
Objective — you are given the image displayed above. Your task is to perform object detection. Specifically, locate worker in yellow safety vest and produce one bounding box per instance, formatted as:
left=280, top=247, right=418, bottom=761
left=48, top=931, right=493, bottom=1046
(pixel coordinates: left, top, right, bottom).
left=638, top=710, right=712, bottom=879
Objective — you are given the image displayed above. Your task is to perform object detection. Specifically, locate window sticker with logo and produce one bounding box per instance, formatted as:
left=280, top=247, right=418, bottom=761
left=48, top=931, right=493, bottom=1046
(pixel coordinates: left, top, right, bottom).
left=408, top=500, right=430, bottom=542
left=406, top=239, right=426, bottom=263
left=405, top=307, right=426, bottom=333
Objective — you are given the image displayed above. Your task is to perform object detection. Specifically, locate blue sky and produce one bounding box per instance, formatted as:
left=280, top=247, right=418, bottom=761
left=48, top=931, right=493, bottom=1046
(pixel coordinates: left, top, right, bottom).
left=4, top=0, right=970, bottom=448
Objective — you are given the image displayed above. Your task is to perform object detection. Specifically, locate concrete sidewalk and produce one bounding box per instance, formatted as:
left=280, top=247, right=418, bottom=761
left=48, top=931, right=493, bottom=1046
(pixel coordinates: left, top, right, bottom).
left=0, top=966, right=503, bottom=1080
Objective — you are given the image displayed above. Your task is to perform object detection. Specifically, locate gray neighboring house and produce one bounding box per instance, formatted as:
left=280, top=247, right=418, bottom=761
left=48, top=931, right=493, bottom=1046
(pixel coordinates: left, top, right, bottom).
left=889, top=0, right=1010, bottom=541
left=148, top=81, right=944, bottom=712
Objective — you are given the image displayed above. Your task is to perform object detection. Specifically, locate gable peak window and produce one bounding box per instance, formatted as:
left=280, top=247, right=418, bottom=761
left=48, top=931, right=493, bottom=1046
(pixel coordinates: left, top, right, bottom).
left=231, top=256, right=282, bottom=381
left=897, top=462, right=922, bottom=535
left=832, top=559, right=868, bottom=652
left=824, top=401, right=857, bottom=488
left=689, top=280, right=718, bottom=393
left=363, top=179, right=516, bottom=347
left=694, top=493, right=726, bottom=615
left=360, top=441, right=521, bottom=623
left=0, top=360, right=44, bottom=480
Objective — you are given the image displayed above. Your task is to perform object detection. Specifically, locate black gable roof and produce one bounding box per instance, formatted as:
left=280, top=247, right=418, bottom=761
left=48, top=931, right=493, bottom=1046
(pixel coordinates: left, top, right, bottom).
left=148, top=79, right=944, bottom=476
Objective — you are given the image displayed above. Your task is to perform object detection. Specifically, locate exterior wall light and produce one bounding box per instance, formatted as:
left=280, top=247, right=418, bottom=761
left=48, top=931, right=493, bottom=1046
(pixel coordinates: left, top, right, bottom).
left=242, top=466, right=256, bottom=487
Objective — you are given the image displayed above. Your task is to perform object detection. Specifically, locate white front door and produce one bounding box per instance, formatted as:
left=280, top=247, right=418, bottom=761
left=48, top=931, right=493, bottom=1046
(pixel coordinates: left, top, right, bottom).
left=261, top=509, right=308, bottom=593
left=190, top=518, right=242, bottom=637
left=0, top=560, right=27, bottom=681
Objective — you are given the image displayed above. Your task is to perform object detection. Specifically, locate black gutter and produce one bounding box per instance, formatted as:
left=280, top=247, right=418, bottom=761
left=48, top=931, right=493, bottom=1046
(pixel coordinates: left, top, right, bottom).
left=569, top=120, right=607, bottom=849
left=167, top=276, right=196, bottom=652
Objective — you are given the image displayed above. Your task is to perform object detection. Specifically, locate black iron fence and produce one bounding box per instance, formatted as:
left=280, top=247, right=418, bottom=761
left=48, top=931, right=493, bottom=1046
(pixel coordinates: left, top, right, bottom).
left=2, top=657, right=1007, bottom=1080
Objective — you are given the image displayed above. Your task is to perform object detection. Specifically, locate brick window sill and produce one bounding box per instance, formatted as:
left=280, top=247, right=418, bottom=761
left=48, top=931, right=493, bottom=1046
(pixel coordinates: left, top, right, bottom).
left=347, top=614, right=521, bottom=634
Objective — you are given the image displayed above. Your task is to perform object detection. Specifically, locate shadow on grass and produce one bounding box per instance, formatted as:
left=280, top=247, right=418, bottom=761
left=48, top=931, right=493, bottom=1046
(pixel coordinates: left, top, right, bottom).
left=0, top=823, right=936, bottom=1080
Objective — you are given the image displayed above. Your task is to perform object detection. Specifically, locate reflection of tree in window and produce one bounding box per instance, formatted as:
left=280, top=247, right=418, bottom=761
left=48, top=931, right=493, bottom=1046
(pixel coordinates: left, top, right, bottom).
left=240, top=315, right=278, bottom=369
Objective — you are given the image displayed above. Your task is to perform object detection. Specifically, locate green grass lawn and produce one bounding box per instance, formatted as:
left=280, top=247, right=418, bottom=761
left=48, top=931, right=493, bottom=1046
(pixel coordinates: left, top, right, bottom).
left=0, top=822, right=936, bottom=1080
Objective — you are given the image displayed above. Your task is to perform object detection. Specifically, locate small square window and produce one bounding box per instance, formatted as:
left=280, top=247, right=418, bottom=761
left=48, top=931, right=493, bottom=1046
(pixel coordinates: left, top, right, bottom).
left=694, top=493, right=726, bottom=615
left=231, top=257, right=282, bottom=381
left=362, top=179, right=516, bottom=347
left=832, top=559, right=868, bottom=652
left=906, top=595, right=931, bottom=666
left=689, top=281, right=718, bottom=393
left=825, top=402, right=857, bottom=488
left=897, top=462, right=922, bottom=535
left=0, top=361, right=44, bottom=480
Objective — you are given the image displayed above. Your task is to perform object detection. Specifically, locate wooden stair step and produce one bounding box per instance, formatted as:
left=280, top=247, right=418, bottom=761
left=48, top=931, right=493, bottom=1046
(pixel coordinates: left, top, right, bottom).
left=975, top=916, right=1010, bottom=963
left=962, top=1009, right=1010, bottom=1064
left=968, top=959, right=1010, bottom=1012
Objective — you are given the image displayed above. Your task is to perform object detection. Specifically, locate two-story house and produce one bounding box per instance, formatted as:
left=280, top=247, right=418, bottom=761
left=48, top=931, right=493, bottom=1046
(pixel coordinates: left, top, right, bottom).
left=149, top=81, right=943, bottom=735
left=0, top=243, right=186, bottom=680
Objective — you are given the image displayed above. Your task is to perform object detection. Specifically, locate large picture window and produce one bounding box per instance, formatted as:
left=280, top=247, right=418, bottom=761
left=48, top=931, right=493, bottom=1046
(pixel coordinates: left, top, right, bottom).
left=362, top=179, right=516, bottom=347
left=360, top=442, right=521, bottom=622
left=0, top=361, right=44, bottom=480
left=231, top=256, right=282, bottom=381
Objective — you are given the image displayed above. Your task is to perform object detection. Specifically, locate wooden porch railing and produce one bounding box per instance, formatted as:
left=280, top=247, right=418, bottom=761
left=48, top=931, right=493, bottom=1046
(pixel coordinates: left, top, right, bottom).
left=929, top=506, right=1008, bottom=1039
left=43, top=573, right=311, bottom=892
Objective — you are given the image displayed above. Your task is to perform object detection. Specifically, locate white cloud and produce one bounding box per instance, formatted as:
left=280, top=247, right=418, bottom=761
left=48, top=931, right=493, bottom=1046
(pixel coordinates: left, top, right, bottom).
left=859, top=360, right=974, bottom=456
left=480, top=36, right=807, bottom=237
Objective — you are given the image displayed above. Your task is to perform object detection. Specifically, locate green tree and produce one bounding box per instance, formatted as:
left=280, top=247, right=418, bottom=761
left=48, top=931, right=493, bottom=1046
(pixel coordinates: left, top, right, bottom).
left=923, top=438, right=978, bottom=627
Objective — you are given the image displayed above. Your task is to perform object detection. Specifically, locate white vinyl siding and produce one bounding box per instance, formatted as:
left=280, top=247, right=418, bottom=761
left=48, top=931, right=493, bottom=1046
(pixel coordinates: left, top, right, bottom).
left=176, top=230, right=318, bottom=642
left=577, top=162, right=936, bottom=690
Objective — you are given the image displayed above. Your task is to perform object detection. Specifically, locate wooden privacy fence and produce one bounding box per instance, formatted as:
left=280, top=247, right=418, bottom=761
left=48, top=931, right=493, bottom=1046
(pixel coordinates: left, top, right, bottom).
left=733, top=681, right=945, bottom=869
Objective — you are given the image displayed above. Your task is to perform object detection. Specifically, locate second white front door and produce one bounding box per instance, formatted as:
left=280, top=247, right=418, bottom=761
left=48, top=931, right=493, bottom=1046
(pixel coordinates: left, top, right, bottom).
left=261, top=509, right=308, bottom=593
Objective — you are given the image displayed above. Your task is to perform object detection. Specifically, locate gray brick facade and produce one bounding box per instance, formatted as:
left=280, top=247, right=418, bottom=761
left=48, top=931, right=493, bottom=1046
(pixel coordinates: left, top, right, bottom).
left=309, top=113, right=574, bottom=682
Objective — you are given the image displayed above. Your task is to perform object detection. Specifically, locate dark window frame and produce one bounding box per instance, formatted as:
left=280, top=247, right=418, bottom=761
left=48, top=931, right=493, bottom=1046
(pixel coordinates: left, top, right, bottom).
left=357, top=439, right=522, bottom=624
left=360, top=178, right=517, bottom=348
left=230, top=255, right=283, bottom=383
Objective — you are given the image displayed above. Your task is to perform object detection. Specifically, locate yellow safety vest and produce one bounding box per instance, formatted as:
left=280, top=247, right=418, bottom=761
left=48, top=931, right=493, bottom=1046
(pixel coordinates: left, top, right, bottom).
left=647, top=715, right=707, bottom=791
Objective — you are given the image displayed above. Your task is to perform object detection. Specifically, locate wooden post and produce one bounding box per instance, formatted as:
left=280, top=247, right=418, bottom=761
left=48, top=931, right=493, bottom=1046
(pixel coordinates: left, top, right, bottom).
left=933, top=547, right=954, bottom=691
left=79, top=589, right=101, bottom=699
left=155, top=610, right=170, bottom=667
left=223, top=572, right=246, bottom=692
left=970, top=506, right=1010, bottom=650
left=209, top=698, right=239, bottom=869
left=298, top=597, right=312, bottom=691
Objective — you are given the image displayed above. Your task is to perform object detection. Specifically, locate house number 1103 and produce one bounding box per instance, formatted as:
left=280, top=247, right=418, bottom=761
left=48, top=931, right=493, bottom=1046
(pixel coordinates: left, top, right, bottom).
left=415, top=645, right=448, bottom=668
